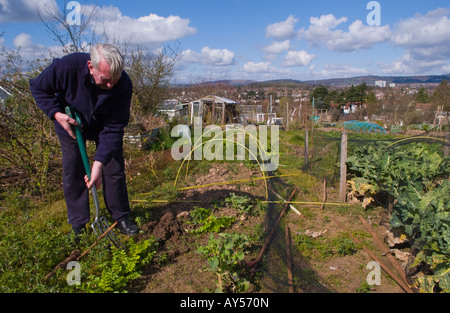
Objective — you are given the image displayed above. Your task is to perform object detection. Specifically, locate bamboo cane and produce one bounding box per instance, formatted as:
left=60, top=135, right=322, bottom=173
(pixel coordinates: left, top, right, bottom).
left=332, top=217, right=414, bottom=293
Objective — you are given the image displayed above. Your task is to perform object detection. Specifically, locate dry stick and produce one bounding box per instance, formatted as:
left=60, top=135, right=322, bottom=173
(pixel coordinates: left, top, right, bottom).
left=44, top=221, right=119, bottom=280
left=331, top=217, right=414, bottom=293
left=357, top=215, right=411, bottom=287
left=76, top=221, right=119, bottom=261
left=321, top=178, right=327, bottom=210
left=268, top=185, right=305, bottom=218
left=44, top=249, right=81, bottom=280
left=248, top=187, right=298, bottom=269
left=285, top=225, right=295, bottom=293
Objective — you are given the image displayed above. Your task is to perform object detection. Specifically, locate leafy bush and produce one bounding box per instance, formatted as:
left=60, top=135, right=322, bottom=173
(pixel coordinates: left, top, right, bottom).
left=81, top=237, right=158, bottom=293
left=197, top=232, right=251, bottom=292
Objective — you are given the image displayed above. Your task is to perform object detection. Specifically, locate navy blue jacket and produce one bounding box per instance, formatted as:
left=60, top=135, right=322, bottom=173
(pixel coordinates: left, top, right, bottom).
left=29, top=53, right=132, bottom=165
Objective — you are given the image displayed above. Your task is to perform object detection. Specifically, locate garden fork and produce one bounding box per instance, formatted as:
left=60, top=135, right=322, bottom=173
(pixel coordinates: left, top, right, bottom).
left=65, top=106, right=124, bottom=249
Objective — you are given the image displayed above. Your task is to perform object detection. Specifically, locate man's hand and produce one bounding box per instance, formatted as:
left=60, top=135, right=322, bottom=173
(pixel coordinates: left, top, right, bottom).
left=84, top=161, right=103, bottom=190
left=54, top=112, right=78, bottom=139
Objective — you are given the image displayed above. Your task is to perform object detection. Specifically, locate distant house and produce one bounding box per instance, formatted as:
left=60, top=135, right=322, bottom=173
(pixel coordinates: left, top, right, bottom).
left=342, top=102, right=366, bottom=115
left=375, top=80, right=386, bottom=88
left=415, top=103, right=433, bottom=111
left=256, top=113, right=276, bottom=123
left=375, top=91, right=385, bottom=100
left=190, top=95, right=238, bottom=125
left=157, top=99, right=189, bottom=122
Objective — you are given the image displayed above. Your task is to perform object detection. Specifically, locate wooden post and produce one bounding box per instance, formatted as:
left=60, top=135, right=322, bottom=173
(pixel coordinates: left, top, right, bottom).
left=211, top=101, right=216, bottom=124
left=340, top=131, right=348, bottom=203
left=221, top=102, right=226, bottom=125
left=286, top=102, right=289, bottom=131
left=321, top=178, right=327, bottom=210
left=304, top=130, right=309, bottom=168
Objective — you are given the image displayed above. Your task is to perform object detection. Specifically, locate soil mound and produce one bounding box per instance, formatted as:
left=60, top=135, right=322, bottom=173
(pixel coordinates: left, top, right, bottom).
left=141, top=211, right=183, bottom=244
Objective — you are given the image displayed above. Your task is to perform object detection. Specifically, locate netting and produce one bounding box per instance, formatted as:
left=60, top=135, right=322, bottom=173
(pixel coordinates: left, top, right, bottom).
left=257, top=176, right=331, bottom=292
left=256, top=118, right=449, bottom=293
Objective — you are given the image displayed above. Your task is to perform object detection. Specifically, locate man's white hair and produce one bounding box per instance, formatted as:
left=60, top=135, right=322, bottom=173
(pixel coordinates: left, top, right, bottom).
left=90, top=43, right=124, bottom=79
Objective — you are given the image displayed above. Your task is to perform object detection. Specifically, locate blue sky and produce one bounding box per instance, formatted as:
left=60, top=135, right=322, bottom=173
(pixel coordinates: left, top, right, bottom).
left=1, top=0, right=450, bottom=83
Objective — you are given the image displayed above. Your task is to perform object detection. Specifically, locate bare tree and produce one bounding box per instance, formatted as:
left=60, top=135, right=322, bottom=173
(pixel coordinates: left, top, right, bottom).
left=36, top=1, right=181, bottom=128
left=37, top=0, right=98, bottom=54
left=127, top=43, right=180, bottom=119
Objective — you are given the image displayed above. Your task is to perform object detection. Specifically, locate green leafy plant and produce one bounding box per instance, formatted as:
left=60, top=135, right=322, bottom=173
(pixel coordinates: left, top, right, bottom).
left=189, top=207, right=235, bottom=234
left=406, top=180, right=450, bottom=293
left=197, top=232, right=251, bottom=293
left=82, top=237, right=158, bottom=293
left=347, top=142, right=450, bottom=292
left=225, top=193, right=262, bottom=216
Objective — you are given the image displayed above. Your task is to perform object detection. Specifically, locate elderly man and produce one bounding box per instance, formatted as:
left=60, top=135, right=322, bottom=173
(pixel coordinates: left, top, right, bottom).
left=29, top=43, right=138, bottom=237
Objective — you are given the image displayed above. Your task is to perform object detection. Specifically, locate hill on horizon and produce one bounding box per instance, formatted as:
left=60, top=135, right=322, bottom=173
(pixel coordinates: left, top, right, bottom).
left=183, top=74, right=450, bottom=88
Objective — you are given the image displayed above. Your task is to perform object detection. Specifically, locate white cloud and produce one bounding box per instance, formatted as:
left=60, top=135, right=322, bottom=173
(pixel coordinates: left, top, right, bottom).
left=392, top=8, right=450, bottom=49
left=266, top=15, right=299, bottom=40
left=200, top=47, right=236, bottom=66
left=243, top=61, right=271, bottom=73
left=299, top=14, right=390, bottom=52
left=262, top=40, right=292, bottom=54
left=9, top=32, right=63, bottom=63
left=85, top=4, right=197, bottom=46
left=0, top=0, right=58, bottom=23
left=442, top=64, right=450, bottom=73
left=392, top=8, right=450, bottom=61
left=180, top=47, right=236, bottom=66
left=379, top=52, right=447, bottom=75
left=13, top=33, right=32, bottom=48
left=282, top=50, right=316, bottom=67
left=297, top=8, right=450, bottom=75
left=241, top=61, right=291, bottom=78
left=299, top=14, right=348, bottom=44
left=326, top=20, right=391, bottom=52
left=382, top=8, right=450, bottom=74
left=310, top=63, right=369, bottom=79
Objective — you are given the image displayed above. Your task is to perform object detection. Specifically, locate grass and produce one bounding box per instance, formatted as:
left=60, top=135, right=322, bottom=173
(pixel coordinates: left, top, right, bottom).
left=0, top=128, right=409, bottom=293
left=0, top=188, right=159, bottom=293
left=294, top=231, right=361, bottom=261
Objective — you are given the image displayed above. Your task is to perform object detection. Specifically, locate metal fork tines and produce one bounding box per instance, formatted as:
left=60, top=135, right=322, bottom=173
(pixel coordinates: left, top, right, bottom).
left=90, top=185, right=125, bottom=249
left=91, top=217, right=124, bottom=249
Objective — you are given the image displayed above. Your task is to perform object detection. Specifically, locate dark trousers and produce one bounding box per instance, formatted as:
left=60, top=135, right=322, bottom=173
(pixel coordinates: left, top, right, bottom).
left=56, top=129, right=131, bottom=228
